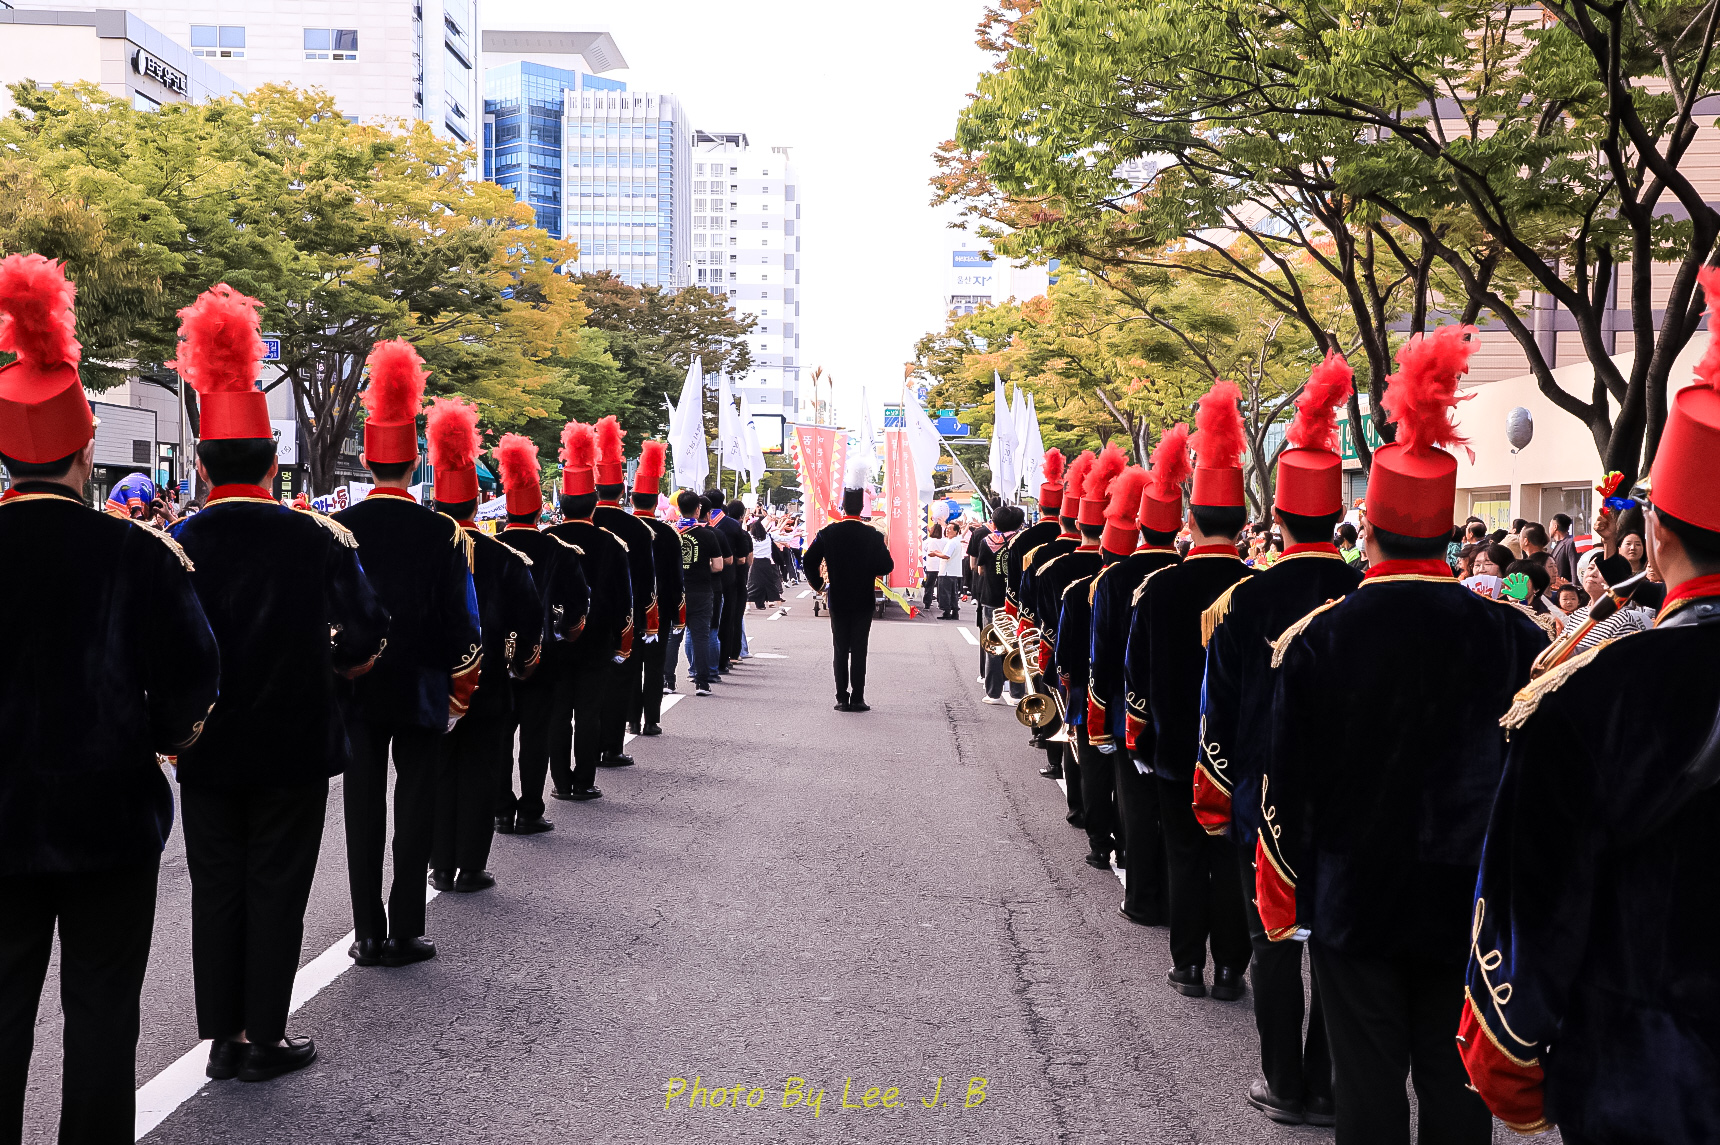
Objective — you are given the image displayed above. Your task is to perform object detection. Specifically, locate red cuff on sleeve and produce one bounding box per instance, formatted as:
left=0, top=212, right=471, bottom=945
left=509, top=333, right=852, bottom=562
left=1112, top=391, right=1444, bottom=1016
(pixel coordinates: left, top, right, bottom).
left=1086, top=696, right=1107, bottom=731
left=1002, top=600, right=1018, bottom=619
left=1458, top=994, right=1550, bottom=1134
left=619, top=621, right=634, bottom=659
left=645, top=599, right=660, bottom=638
left=1125, top=712, right=1147, bottom=753
left=449, top=657, right=481, bottom=719
left=1192, top=764, right=1233, bottom=836
left=1255, top=833, right=1300, bottom=941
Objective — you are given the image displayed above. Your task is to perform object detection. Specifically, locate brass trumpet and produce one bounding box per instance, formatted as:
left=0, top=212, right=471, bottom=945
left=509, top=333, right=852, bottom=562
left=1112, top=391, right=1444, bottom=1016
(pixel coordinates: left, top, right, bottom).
left=979, top=610, right=1014, bottom=657
left=1009, top=619, right=1066, bottom=733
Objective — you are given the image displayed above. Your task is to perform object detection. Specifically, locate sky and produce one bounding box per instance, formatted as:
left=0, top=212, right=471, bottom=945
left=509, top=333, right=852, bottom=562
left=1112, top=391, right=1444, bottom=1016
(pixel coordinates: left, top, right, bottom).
left=491, top=0, right=996, bottom=421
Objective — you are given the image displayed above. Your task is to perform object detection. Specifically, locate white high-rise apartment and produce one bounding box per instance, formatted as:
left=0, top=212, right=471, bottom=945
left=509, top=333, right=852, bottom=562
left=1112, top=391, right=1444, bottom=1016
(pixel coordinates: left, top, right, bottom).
left=692, top=132, right=801, bottom=421
left=558, top=87, right=692, bottom=289
left=33, top=0, right=482, bottom=142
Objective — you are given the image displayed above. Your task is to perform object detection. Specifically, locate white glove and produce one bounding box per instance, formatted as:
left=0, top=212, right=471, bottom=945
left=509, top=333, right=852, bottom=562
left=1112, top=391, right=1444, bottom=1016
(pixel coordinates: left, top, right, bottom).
left=1096, top=742, right=1117, bottom=755
left=642, top=633, right=658, bottom=644
left=1133, top=759, right=1151, bottom=776
left=446, top=714, right=460, bottom=733
left=612, top=654, right=627, bottom=665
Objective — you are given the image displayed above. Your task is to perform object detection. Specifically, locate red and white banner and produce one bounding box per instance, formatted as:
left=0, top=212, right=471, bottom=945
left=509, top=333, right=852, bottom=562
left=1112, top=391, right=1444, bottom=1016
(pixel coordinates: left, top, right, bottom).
left=884, top=427, right=921, bottom=590
left=789, top=424, right=847, bottom=545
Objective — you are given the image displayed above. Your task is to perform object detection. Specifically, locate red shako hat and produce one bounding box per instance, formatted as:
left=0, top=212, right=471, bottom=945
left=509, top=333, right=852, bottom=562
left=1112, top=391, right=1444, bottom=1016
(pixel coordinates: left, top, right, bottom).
left=0, top=254, right=92, bottom=465
left=1141, top=424, right=1191, bottom=535
left=496, top=432, right=542, bottom=517
left=1060, top=451, right=1095, bottom=523
left=1101, top=465, right=1149, bottom=555
left=559, top=421, right=596, bottom=496
left=1651, top=264, right=1720, bottom=533
left=363, top=339, right=427, bottom=465
left=634, top=439, right=667, bottom=496
left=172, top=284, right=270, bottom=441
left=595, top=414, right=626, bottom=488
left=1037, top=448, right=1066, bottom=511
left=1276, top=351, right=1353, bottom=517
left=1189, top=379, right=1246, bottom=507
left=1079, top=443, right=1127, bottom=528
left=426, top=397, right=481, bottom=505
left=1368, top=325, right=1476, bottom=539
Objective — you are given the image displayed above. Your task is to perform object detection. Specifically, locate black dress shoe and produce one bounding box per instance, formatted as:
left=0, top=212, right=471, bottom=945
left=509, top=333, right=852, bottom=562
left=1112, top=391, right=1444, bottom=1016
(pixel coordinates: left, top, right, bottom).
left=453, top=870, right=495, bottom=893
left=1303, top=1094, right=1335, bottom=1127
left=380, top=936, right=436, bottom=967
left=598, top=752, right=635, bottom=768
left=206, top=1038, right=244, bottom=1080
left=1039, top=764, right=1063, bottom=778
left=348, top=938, right=383, bottom=966
left=565, top=787, right=603, bottom=801
left=626, top=721, right=641, bottom=735
left=1168, top=965, right=1206, bottom=997
left=494, top=813, right=516, bottom=834
left=549, top=787, right=576, bottom=801
left=428, top=869, right=454, bottom=892
left=238, top=1036, right=316, bottom=1083
left=1083, top=852, right=1112, bottom=870
left=1118, top=903, right=1163, bottom=927
left=1247, top=1079, right=1305, bottom=1125
left=1211, top=965, right=1247, bottom=1001
left=1066, top=811, right=1087, bottom=828
left=514, top=814, right=554, bottom=835
left=848, top=701, right=871, bottom=712
left=640, top=723, right=662, bottom=736
left=834, top=701, right=851, bottom=712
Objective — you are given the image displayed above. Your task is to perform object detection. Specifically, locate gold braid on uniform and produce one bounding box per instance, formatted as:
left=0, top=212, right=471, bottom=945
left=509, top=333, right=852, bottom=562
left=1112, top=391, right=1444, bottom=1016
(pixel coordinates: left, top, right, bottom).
left=130, top=520, right=195, bottom=571
left=1269, top=596, right=1346, bottom=669
left=294, top=506, right=359, bottom=549
left=1130, top=563, right=1175, bottom=607
left=1201, top=579, right=1244, bottom=648
left=1499, top=640, right=1612, bottom=735
left=549, top=535, right=585, bottom=556
left=1022, top=543, right=1046, bottom=571
left=1088, top=562, right=1113, bottom=605
left=439, top=513, right=477, bottom=572
left=1501, top=598, right=1562, bottom=643
left=599, top=526, right=629, bottom=552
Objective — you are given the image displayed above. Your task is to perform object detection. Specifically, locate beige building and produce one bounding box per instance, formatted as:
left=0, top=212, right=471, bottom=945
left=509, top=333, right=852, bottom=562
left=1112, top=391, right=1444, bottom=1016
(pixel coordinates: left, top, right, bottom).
left=0, top=7, right=235, bottom=114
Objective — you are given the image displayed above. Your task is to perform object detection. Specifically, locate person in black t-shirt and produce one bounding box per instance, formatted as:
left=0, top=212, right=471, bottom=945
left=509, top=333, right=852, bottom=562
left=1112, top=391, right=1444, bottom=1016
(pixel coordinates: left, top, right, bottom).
left=712, top=496, right=751, bottom=668
left=669, top=491, right=727, bottom=694
left=975, top=505, right=1024, bottom=701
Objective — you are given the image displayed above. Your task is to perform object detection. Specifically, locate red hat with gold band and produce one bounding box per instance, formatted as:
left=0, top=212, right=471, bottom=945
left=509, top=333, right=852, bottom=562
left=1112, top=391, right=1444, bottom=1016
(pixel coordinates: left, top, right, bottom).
left=426, top=397, right=481, bottom=504
left=1102, top=465, right=1148, bottom=555
left=171, top=284, right=270, bottom=441
left=496, top=432, right=542, bottom=517
left=1276, top=351, right=1353, bottom=517
left=1190, top=379, right=1246, bottom=508
left=1079, top=442, right=1127, bottom=527
left=1368, top=325, right=1477, bottom=539
left=0, top=254, right=94, bottom=465
left=1060, top=450, right=1095, bottom=522
left=1649, top=265, right=1720, bottom=533
left=634, top=439, right=667, bottom=496
left=1141, top=423, right=1191, bottom=534
left=559, top=421, right=596, bottom=496
left=362, top=339, right=427, bottom=465
left=1037, top=447, right=1066, bottom=512
left=595, top=415, right=626, bottom=487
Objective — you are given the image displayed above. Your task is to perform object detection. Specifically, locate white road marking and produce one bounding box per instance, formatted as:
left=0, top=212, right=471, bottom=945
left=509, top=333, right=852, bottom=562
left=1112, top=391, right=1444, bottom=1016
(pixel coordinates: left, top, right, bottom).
left=135, top=689, right=690, bottom=1140
left=957, top=626, right=980, bottom=646
left=749, top=652, right=788, bottom=659
left=797, top=589, right=812, bottom=599
left=766, top=606, right=790, bottom=621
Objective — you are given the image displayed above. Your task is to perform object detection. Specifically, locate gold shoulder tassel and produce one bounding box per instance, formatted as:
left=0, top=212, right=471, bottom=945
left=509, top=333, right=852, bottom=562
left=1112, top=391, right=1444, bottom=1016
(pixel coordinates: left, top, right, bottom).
left=1500, top=640, right=1611, bottom=735
left=1269, top=596, right=1346, bottom=668
left=1201, top=580, right=1244, bottom=648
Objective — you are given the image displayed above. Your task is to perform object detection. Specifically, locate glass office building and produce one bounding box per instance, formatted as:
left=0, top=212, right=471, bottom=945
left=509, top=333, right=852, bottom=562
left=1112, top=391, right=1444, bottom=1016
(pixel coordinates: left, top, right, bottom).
left=483, top=61, right=625, bottom=240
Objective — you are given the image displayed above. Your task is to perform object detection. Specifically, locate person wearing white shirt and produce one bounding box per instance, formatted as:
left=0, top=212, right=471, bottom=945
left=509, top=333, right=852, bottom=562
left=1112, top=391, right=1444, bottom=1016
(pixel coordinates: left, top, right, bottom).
left=923, top=522, right=948, bottom=613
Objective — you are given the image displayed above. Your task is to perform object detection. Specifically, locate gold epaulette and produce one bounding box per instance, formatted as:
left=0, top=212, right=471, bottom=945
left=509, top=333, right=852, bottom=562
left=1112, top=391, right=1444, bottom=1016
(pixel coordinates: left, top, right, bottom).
left=1088, top=562, right=1114, bottom=605
left=439, top=514, right=476, bottom=572
left=1501, top=598, right=1561, bottom=643
left=599, top=526, right=629, bottom=553
left=1130, top=563, right=1174, bottom=607
left=1022, top=543, right=1046, bottom=571
left=131, top=520, right=194, bottom=571
left=507, top=546, right=532, bottom=567
left=1201, top=579, right=1245, bottom=648
left=295, top=506, right=358, bottom=549
left=1500, top=640, right=1611, bottom=734
left=1269, top=596, right=1345, bottom=668
left=1060, top=574, right=1090, bottom=602
left=1036, top=552, right=1067, bottom=580
left=548, top=534, right=585, bottom=556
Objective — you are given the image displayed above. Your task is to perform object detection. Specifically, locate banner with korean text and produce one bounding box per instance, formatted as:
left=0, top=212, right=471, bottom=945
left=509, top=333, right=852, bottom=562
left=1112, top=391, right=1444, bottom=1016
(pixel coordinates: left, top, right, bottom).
left=883, top=427, right=921, bottom=591
left=789, top=424, right=847, bottom=545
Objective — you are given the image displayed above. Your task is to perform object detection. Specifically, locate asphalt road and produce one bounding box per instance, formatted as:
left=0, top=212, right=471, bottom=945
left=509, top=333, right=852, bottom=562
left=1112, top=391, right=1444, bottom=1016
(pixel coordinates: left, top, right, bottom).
left=22, top=589, right=1550, bottom=1143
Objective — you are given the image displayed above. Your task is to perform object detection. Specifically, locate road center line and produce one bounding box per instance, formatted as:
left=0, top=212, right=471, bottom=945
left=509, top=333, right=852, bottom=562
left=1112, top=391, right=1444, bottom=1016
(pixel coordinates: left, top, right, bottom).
left=957, top=626, right=980, bottom=646
left=766, top=606, right=790, bottom=621
left=796, top=589, right=812, bottom=599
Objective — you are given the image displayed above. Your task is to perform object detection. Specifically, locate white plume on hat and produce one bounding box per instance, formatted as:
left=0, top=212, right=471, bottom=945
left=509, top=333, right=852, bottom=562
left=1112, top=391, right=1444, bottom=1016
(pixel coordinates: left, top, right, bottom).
left=845, top=452, right=875, bottom=491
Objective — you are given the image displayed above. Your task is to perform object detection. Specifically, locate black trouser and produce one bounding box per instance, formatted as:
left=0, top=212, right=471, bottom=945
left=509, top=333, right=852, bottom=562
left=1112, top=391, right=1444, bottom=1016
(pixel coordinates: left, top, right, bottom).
left=549, top=657, right=609, bottom=794
left=827, top=603, right=873, bottom=704
left=1079, top=729, right=1118, bottom=860
left=720, top=578, right=745, bottom=663
left=1115, top=756, right=1167, bottom=921
left=345, top=717, right=440, bottom=942
left=434, top=711, right=511, bottom=875
left=0, top=859, right=157, bottom=1145
left=601, top=649, right=637, bottom=754
left=937, top=574, right=961, bottom=616
left=1241, top=853, right=1331, bottom=1105
left=632, top=634, right=667, bottom=725
left=503, top=671, right=556, bottom=821
left=979, top=606, right=1024, bottom=701
left=1309, top=943, right=1491, bottom=1145
left=922, top=575, right=937, bottom=611
left=1157, top=774, right=1251, bottom=970
left=181, top=783, right=326, bottom=1044
left=681, top=589, right=715, bottom=688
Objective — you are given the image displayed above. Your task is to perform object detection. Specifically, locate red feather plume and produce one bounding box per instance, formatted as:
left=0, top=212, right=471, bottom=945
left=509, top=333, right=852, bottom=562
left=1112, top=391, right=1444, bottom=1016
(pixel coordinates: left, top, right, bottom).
left=1063, top=450, right=1096, bottom=506
left=1693, top=264, right=1720, bottom=390
left=1086, top=441, right=1128, bottom=502
left=1106, top=465, right=1149, bottom=525
left=0, top=253, right=80, bottom=367
left=1286, top=351, right=1354, bottom=452
left=1190, top=379, right=1245, bottom=469
left=1146, top=424, right=1192, bottom=501
left=426, top=397, right=480, bottom=473
left=169, top=284, right=264, bottom=396
left=1040, top=447, right=1065, bottom=485
left=560, top=421, right=595, bottom=471
left=1383, top=325, right=1477, bottom=454
left=638, top=439, right=667, bottom=477
left=595, top=414, right=624, bottom=464
left=364, top=339, right=427, bottom=423
left=496, top=432, right=540, bottom=496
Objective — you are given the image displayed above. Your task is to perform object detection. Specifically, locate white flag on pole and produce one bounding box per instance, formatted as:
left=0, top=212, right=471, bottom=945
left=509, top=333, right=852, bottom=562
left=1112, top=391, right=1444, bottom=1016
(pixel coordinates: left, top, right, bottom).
left=739, top=394, right=768, bottom=486
left=717, top=371, right=747, bottom=470
left=1010, top=384, right=1031, bottom=496
left=669, top=356, right=708, bottom=490
left=904, top=386, right=943, bottom=502
left=988, top=371, right=1018, bottom=501
left=1021, top=392, right=1047, bottom=492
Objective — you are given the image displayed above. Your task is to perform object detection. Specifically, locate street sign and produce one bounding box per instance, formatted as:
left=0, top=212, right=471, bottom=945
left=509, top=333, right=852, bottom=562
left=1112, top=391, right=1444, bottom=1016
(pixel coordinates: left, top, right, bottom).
left=936, top=415, right=970, bottom=436
left=262, top=336, right=281, bottom=362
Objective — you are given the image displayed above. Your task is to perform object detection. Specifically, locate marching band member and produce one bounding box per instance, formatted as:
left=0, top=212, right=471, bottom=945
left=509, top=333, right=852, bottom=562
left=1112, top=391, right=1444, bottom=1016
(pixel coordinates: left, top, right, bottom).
left=630, top=442, right=683, bottom=733
left=1125, top=381, right=1253, bottom=1002
left=802, top=455, right=895, bottom=712
left=1258, top=326, right=1544, bottom=1144
left=1194, top=353, right=1360, bottom=1125
left=1023, top=449, right=1091, bottom=806
left=592, top=416, right=657, bottom=767
left=333, top=340, right=483, bottom=969
left=425, top=399, right=543, bottom=893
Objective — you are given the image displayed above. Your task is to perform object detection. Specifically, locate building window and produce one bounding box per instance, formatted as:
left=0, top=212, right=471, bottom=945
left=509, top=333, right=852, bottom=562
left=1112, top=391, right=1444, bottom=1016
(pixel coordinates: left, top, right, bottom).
left=304, top=28, right=359, bottom=60
left=132, top=90, right=162, bottom=112
left=191, top=24, right=245, bottom=57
